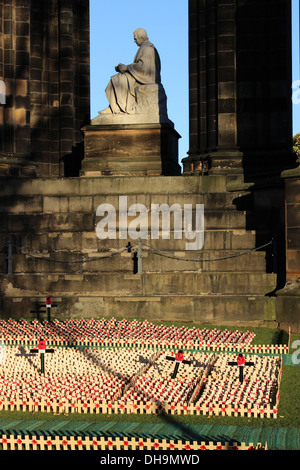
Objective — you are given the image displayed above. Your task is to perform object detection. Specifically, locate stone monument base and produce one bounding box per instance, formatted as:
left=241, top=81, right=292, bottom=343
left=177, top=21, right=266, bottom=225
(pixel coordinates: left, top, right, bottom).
left=80, top=114, right=181, bottom=177
left=0, top=174, right=281, bottom=329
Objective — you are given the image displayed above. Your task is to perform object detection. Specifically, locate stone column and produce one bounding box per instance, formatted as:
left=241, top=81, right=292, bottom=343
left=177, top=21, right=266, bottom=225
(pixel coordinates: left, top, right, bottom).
left=30, top=0, right=90, bottom=177
left=277, top=162, right=300, bottom=331
left=0, top=0, right=35, bottom=176
left=183, top=0, right=296, bottom=179
left=184, top=0, right=240, bottom=174
left=0, top=0, right=90, bottom=178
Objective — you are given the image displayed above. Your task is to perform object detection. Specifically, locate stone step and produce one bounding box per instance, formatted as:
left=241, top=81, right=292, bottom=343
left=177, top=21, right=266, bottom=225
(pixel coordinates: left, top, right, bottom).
left=0, top=174, right=278, bottom=325
left=0, top=228, right=262, bottom=252
left=0, top=210, right=275, bottom=239
left=0, top=210, right=252, bottom=233
left=0, top=248, right=271, bottom=274
left=0, top=292, right=276, bottom=323
left=0, top=175, right=230, bottom=197
left=0, top=272, right=277, bottom=296
left=0, top=191, right=250, bottom=214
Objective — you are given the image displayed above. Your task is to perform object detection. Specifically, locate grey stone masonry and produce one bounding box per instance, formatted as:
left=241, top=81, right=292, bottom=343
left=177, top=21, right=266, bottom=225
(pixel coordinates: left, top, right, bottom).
left=184, top=0, right=295, bottom=178
left=0, top=0, right=90, bottom=177
left=0, top=175, right=278, bottom=325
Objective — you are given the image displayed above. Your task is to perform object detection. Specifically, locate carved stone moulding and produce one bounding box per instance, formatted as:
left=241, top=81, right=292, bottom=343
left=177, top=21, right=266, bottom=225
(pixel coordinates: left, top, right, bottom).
left=0, top=155, right=37, bottom=178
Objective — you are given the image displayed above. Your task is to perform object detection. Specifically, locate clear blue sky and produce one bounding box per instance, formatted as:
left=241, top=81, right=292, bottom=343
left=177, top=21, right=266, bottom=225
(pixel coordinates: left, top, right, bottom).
left=90, top=0, right=300, bottom=165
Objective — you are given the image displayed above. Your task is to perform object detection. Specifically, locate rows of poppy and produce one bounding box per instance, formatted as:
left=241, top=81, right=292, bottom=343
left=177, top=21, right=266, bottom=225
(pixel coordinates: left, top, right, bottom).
left=0, top=318, right=255, bottom=347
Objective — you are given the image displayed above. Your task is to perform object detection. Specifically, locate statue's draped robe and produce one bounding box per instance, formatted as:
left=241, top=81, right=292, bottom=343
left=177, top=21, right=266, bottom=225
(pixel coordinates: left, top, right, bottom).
left=105, top=41, right=162, bottom=114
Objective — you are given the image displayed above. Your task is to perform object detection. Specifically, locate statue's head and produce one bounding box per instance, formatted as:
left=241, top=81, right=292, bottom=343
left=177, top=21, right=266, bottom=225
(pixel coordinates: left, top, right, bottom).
left=134, top=28, right=148, bottom=46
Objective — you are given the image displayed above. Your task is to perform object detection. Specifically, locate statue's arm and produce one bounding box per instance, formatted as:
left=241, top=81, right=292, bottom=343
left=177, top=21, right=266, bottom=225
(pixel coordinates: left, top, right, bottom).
left=115, top=64, right=128, bottom=73
left=128, top=60, right=144, bottom=73
left=115, top=61, right=143, bottom=75
left=115, top=45, right=149, bottom=75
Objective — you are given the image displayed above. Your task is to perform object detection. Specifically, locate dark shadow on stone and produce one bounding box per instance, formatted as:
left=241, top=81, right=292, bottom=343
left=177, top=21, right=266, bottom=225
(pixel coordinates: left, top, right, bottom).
left=63, top=142, right=85, bottom=177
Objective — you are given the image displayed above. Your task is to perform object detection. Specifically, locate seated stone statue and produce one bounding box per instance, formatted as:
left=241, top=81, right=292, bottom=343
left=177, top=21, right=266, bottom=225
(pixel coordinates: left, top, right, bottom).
left=100, top=28, right=168, bottom=117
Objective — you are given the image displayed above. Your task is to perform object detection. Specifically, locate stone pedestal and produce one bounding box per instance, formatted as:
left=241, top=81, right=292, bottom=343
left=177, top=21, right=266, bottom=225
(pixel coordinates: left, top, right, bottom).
left=80, top=114, right=181, bottom=177
left=182, top=150, right=244, bottom=175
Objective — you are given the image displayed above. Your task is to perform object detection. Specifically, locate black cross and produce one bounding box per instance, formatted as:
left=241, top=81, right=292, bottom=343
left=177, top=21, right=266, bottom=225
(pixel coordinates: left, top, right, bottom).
left=228, top=354, right=254, bottom=383
left=30, top=340, right=54, bottom=374
left=30, top=298, right=57, bottom=322
left=30, top=304, right=46, bottom=321
left=166, top=351, right=192, bottom=378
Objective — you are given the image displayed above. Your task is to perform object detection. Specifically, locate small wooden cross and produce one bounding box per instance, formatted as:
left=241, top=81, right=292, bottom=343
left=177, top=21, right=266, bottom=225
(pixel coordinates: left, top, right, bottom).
left=30, top=339, right=55, bottom=374
left=166, top=350, right=191, bottom=378
left=30, top=297, right=57, bottom=321
left=228, top=354, right=254, bottom=383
